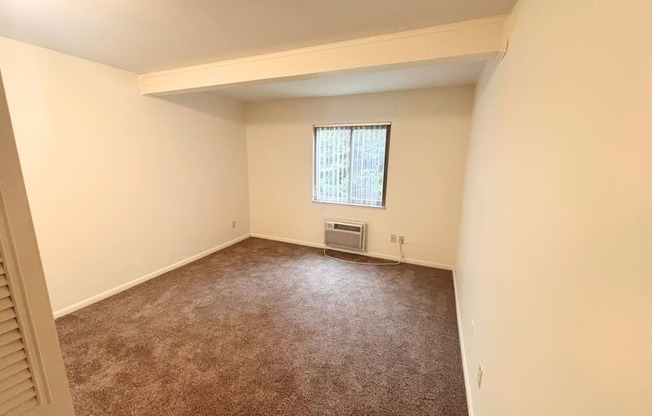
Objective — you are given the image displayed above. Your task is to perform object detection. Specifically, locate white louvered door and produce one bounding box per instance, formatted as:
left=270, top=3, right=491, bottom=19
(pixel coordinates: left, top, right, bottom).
left=0, top=252, right=38, bottom=415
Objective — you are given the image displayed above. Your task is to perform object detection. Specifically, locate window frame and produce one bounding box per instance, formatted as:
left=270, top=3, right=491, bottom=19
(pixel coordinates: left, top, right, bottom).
left=312, top=122, right=391, bottom=208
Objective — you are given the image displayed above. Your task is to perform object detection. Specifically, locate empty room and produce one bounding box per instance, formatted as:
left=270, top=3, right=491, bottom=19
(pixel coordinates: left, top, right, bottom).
left=0, top=0, right=650, bottom=415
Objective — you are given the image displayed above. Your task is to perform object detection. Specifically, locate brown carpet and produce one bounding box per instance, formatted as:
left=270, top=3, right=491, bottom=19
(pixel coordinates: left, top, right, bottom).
left=56, top=238, right=468, bottom=416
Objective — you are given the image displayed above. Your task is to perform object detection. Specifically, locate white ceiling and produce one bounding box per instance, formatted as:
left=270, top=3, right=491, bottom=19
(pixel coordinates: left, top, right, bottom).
left=213, top=60, right=486, bottom=102
left=0, top=0, right=516, bottom=74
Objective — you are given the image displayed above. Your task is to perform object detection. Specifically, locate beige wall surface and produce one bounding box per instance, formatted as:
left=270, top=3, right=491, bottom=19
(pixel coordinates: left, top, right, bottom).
left=456, top=0, right=652, bottom=415
left=0, top=72, right=75, bottom=415
left=246, top=87, right=473, bottom=267
left=0, top=36, right=250, bottom=315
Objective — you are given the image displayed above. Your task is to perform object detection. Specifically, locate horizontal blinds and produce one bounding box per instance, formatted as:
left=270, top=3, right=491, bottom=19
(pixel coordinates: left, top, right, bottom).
left=0, top=255, right=37, bottom=415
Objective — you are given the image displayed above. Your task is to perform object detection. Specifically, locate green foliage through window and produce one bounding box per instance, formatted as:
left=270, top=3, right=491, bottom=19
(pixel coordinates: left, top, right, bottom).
left=313, top=124, right=390, bottom=207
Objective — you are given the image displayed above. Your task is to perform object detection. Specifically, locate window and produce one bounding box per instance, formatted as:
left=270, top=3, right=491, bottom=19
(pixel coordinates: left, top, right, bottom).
left=313, top=123, right=390, bottom=207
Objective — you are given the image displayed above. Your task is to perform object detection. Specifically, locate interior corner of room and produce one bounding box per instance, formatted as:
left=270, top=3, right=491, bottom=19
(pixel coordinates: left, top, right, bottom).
left=0, top=0, right=650, bottom=415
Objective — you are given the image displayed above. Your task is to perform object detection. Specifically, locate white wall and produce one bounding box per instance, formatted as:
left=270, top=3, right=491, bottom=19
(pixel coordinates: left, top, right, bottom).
left=246, top=88, right=473, bottom=268
left=0, top=66, right=75, bottom=415
left=0, top=36, right=250, bottom=315
left=456, top=0, right=652, bottom=415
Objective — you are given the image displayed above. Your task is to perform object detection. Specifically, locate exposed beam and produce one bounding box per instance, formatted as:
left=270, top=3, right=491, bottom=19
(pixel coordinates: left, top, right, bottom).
left=140, top=16, right=507, bottom=96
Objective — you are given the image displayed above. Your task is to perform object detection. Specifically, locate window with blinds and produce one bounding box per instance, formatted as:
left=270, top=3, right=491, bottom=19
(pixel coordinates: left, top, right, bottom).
left=0, top=252, right=38, bottom=415
left=313, top=123, right=391, bottom=207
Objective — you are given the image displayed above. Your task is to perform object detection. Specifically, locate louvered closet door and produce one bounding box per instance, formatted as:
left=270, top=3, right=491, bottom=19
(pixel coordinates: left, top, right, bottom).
left=0, top=254, right=37, bottom=415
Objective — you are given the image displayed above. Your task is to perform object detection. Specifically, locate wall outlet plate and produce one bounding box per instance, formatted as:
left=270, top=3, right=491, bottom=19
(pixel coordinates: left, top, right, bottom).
left=231, top=221, right=236, bottom=229
left=390, top=234, right=397, bottom=243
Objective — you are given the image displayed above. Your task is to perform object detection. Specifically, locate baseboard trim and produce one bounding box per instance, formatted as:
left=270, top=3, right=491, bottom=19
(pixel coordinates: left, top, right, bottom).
left=53, top=233, right=251, bottom=319
left=452, top=269, right=474, bottom=416
left=250, top=233, right=324, bottom=249
left=250, top=233, right=454, bottom=271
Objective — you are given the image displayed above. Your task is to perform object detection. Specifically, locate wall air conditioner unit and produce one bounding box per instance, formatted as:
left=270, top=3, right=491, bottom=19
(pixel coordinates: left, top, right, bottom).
left=324, top=220, right=367, bottom=252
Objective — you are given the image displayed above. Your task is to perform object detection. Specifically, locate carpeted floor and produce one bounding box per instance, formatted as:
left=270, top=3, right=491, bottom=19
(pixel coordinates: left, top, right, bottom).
left=56, top=238, right=468, bottom=416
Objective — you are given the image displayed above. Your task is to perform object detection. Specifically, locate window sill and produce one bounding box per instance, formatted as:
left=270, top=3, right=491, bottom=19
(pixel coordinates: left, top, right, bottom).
left=311, top=200, right=386, bottom=209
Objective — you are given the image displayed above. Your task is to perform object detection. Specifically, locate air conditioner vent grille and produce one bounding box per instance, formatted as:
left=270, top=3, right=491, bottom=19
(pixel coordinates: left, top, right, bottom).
left=324, top=220, right=366, bottom=251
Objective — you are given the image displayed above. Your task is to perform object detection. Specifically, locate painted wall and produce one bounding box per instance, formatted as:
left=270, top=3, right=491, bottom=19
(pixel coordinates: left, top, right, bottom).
left=246, top=87, right=473, bottom=268
left=0, top=36, right=250, bottom=315
left=0, top=67, right=74, bottom=415
left=456, top=0, right=652, bottom=415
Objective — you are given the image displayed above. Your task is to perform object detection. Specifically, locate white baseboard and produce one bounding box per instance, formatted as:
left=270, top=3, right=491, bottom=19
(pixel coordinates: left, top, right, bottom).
left=250, top=233, right=324, bottom=249
left=250, top=233, right=454, bottom=271
left=452, top=269, right=474, bottom=416
left=53, top=233, right=251, bottom=319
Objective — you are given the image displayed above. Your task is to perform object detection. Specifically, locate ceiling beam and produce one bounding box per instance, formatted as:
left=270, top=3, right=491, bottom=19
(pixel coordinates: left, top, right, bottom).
left=140, top=16, right=507, bottom=96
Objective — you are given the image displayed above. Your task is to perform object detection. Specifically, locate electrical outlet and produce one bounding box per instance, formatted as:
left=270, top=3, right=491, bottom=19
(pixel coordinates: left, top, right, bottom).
left=477, top=365, right=483, bottom=388
left=390, top=234, right=397, bottom=243
left=231, top=221, right=236, bottom=229
left=398, top=236, right=405, bottom=244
